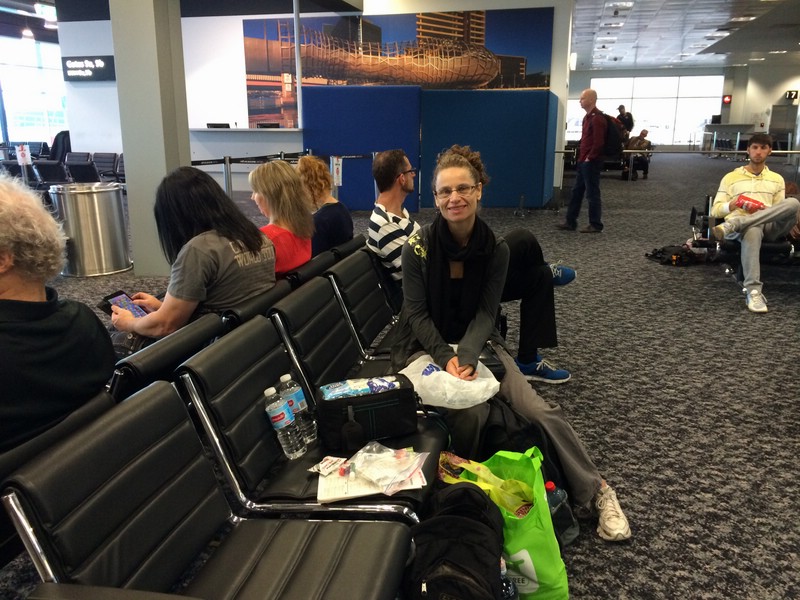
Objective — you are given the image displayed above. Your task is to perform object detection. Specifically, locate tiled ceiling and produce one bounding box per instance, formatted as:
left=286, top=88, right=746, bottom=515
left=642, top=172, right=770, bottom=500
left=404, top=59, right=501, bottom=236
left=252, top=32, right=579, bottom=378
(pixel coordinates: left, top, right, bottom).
left=3, top=0, right=800, bottom=71
left=571, top=0, right=800, bottom=70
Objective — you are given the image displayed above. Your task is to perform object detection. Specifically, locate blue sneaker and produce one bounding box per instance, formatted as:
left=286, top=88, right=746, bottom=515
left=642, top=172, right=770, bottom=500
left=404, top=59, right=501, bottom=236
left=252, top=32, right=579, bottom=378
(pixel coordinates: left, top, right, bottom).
left=549, top=263, right=576, bottom=286
left=515, top=356, right=571, bottom=384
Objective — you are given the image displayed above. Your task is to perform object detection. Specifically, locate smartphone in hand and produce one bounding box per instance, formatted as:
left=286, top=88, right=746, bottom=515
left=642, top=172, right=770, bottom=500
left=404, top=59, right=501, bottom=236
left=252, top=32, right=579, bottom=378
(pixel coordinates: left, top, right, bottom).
left=97, top=290, right=149, bottom=318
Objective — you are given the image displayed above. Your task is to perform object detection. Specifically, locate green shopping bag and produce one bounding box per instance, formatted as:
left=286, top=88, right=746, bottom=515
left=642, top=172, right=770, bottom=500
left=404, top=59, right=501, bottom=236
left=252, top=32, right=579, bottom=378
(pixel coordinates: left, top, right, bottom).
left=440, top=448, right=569, bottom=600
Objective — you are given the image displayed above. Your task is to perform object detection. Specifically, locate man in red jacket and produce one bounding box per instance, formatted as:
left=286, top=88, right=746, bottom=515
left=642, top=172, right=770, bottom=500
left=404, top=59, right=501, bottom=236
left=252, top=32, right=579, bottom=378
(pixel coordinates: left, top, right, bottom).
left=557, top=88, right=607, bottom=233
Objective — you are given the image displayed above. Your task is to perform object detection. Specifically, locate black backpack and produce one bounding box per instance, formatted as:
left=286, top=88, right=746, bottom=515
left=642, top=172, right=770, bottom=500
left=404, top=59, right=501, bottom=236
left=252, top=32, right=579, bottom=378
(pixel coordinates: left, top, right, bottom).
left=601, top=113, right=625, bottom=159
left=478, top=395, right=569, bottom=495
left=404, top=483, right=504, bottom=600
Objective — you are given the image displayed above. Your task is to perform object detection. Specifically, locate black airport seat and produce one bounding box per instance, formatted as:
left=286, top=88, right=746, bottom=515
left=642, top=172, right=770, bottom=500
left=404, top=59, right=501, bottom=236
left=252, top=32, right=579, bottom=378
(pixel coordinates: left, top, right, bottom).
left=107, top=313, right=225, bottom=402
left=283, top=250, right=337, bottom=290
left=176, top=315, right=423, bottom=524
left=220, top=279, right=292, bottom=331
left=329, top=233, right=366, bottom=261
left=2, top=381, right=411, bottom=600
left=325, top=248, right=398, bottom=360
left=0, top=390, right=115, bottom=567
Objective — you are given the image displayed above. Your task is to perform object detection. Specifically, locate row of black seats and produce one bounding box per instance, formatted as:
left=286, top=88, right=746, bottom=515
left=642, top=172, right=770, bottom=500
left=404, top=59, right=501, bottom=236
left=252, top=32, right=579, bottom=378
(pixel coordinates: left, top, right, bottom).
left=1, top=237, right=447, bottom=600
left=0, top=152, right=125, bottom=190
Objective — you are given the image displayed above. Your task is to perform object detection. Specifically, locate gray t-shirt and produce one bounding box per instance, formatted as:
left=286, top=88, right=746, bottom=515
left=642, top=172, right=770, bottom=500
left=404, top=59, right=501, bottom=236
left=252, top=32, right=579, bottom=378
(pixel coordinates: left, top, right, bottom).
left=168, top=231, right=276, bottom=313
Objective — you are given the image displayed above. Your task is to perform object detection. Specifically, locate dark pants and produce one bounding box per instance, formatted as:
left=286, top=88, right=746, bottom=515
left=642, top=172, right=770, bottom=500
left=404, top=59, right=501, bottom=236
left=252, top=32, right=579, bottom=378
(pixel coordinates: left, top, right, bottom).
left=566, top=159, right=603, bottom=230
left=500, top=229, right=558, bottom=364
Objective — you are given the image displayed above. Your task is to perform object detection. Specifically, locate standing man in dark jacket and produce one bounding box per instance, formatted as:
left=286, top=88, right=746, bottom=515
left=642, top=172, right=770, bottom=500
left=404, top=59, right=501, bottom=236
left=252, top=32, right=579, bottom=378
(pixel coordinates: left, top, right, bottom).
left=617, top=104, right=634, bottom=134
left=558, top=88, right=606, bottom=233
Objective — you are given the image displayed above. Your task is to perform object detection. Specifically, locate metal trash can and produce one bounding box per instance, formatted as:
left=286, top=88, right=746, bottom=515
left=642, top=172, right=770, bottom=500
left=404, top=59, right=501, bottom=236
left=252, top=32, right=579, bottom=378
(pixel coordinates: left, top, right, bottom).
left=49, top=182, right=133, bottom=277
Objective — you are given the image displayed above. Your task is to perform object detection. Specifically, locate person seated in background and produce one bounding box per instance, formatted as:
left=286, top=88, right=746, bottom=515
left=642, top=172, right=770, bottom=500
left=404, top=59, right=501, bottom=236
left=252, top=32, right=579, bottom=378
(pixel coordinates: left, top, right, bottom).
left=710, top=133, right=800, bottom=313
left=391, top=146, right=631, bottom=541
left=297, top=155, right=353, bottom=256
left=621, top=129, right=652, bottom=181
left=0, top=174, right=115, bottom=453
left=367, top=149, right=421, bottom=283
left=249, top=160, right=314, bottom=275
left=111, top=167, right=276, bottom=338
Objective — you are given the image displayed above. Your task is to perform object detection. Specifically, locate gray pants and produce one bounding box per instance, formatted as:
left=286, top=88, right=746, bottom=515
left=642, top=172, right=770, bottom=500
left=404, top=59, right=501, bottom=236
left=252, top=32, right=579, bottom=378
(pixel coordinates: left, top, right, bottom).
left=493, top=344, right=603, bottom=511
left=726, top=197, right=800, bottom=293
left=424, top=346, right=604, bottom=510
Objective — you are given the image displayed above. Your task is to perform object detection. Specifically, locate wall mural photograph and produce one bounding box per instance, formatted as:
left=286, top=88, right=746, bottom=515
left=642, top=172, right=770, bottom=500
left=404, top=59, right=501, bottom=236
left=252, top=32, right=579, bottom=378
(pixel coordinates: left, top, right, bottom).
left=242, top=9, right=554, bottom=128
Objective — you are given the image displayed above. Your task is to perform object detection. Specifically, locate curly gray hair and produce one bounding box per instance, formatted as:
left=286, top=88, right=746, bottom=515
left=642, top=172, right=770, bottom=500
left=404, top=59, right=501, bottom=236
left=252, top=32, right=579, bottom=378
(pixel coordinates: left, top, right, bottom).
left=0, top=174, right=66, bottom=280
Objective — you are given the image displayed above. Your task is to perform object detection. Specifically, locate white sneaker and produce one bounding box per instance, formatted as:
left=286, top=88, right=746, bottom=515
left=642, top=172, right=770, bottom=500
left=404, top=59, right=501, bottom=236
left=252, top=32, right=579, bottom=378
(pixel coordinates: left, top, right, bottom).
left=595, top=485, right=631, bottom=542
left=746, top=290, right=768, bottom=313
left=711, top=220, right=736, bottom=241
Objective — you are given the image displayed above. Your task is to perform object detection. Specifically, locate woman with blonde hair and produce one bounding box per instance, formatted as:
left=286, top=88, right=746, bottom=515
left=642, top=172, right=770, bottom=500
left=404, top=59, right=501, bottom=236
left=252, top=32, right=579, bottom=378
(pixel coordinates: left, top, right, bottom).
left=297, top=155, right=353, bottom=256
left=249, top=160, right=314, bottom=274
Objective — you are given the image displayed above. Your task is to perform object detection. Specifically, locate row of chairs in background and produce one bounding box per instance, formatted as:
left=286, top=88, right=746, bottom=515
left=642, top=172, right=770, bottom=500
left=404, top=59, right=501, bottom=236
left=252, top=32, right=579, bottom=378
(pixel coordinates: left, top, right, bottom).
left=0, top=152, right=125, bottom=190
left=1, top=237, right=444, bottom=598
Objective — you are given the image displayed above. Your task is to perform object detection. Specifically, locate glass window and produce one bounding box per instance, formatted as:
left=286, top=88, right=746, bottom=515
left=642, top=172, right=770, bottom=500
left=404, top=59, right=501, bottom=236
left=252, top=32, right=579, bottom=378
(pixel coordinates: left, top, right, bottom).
left=587, top=75, right=723, bottom=145
left=0, top=37, right=67, bottom=146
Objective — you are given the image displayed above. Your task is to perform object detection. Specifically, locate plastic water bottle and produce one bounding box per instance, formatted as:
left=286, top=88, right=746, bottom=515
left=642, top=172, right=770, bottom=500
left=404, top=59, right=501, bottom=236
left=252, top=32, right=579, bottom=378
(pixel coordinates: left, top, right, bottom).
left=279, top=373, right=317, bottom=444
left=545, top=480, right=580, bottom=547
left=264, top=386, right=306, bottom=460
left=499, top=557, right=519, bottom=600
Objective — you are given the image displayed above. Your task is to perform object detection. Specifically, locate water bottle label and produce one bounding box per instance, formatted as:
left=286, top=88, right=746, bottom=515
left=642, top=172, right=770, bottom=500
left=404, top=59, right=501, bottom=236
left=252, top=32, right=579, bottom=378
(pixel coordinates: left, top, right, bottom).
left=266, top=401, right=296, bottom=429
left=285, top=388, right=308, bottom=412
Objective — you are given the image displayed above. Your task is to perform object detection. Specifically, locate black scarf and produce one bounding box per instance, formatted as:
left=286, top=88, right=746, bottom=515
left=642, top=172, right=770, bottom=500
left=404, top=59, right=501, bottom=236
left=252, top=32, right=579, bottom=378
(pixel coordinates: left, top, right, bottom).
left=427, top=213, right=496, bottom=343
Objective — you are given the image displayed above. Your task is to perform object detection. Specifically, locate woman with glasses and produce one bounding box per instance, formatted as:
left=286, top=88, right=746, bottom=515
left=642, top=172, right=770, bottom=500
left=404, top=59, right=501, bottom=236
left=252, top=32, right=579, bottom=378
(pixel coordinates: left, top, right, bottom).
left=391, top=145, right=631, bottom=542
left=250, top=160, right=314, bottom=275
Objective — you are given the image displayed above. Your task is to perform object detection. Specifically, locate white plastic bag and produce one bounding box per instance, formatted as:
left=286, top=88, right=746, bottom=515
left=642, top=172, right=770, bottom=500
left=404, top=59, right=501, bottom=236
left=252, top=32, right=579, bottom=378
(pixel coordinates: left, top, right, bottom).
left=399, top=353, right=499, bottom=409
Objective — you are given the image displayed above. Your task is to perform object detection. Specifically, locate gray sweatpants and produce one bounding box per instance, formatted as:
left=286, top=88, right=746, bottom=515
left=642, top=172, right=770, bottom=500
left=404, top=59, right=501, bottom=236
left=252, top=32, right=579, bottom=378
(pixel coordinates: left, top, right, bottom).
left=726, top=197, right=800, bottom=293
left=421, top=345, right=604, bottom=510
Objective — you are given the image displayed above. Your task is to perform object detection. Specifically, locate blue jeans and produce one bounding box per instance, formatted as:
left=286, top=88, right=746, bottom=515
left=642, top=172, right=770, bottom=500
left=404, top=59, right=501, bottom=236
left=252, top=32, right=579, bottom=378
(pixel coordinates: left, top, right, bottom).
left=566, top=160, right=603, bottom=230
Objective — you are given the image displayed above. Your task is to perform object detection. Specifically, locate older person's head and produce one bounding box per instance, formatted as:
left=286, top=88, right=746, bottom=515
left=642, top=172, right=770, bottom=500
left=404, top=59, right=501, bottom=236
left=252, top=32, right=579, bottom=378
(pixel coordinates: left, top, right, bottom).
left=0, top=174, right=65, bottom=285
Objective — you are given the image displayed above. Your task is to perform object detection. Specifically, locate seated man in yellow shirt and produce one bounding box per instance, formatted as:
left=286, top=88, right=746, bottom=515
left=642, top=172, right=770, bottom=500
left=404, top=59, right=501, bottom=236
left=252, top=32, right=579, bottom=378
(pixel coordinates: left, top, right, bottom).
left=710, top=133, right=800, bottom=313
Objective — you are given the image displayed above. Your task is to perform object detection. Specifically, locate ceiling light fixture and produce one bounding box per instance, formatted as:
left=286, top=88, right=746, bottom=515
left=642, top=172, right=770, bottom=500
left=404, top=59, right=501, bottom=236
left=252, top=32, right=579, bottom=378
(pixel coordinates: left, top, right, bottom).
left=730, top=16, right=756, bottom=22
left=21, top=27, right=33, bottom=38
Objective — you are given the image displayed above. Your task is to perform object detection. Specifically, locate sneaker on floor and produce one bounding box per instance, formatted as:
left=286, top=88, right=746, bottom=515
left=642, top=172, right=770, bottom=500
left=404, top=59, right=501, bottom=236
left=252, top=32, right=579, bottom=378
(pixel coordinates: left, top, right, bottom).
left=515, top=357, right=571, bottom=384
left=580, top=225, right=602, bottom=233
left=711, top=220, right=736, bottom=241
left=746, top=290, right=768, bottom=313
left=555, top=222, right=576, bottom=231
left=595, top=485, right=631, bottom=542
left=549, top=263, right=576, bottom=286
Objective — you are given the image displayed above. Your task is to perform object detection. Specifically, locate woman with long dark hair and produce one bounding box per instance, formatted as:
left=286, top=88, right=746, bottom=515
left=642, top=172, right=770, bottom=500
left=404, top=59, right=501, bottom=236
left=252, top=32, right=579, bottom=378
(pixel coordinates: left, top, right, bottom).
left=111, top=166, right=275, bottom=338
left=392, top=146, right=631, bottom=542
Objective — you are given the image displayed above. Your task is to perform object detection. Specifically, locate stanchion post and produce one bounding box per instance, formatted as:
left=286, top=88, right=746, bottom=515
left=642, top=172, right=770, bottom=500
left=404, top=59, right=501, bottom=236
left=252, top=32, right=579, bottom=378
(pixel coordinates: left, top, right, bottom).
left=223, top=156, right=232, bottom=196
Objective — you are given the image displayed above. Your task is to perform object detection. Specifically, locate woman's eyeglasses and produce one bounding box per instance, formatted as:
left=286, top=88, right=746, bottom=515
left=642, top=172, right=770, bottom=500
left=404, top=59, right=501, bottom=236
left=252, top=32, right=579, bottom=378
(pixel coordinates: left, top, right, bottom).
left=433, top=184, right=478, bottom=200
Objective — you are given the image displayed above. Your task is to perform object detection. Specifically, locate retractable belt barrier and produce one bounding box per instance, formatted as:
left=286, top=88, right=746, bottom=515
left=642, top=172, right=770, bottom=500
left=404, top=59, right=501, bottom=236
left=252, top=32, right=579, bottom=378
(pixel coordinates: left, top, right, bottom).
left=190, top=151, right=375, bottom=196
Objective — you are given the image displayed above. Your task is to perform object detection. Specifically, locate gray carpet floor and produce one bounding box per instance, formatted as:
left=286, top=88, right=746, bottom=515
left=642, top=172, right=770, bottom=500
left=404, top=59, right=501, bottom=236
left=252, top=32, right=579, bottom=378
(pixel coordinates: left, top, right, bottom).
left=2, top=152, right=799, bottom=599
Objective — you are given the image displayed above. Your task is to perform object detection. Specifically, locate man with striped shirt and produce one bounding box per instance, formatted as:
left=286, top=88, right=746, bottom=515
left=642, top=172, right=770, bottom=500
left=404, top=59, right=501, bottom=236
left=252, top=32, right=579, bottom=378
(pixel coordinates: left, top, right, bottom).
left=367, top=149, right=421, bottom=282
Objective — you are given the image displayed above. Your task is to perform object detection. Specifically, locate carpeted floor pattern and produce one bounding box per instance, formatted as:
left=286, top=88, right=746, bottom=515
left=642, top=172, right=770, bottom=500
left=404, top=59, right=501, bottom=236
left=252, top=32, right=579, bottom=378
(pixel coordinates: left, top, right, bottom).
left=2, top=152, right=799, bottom=599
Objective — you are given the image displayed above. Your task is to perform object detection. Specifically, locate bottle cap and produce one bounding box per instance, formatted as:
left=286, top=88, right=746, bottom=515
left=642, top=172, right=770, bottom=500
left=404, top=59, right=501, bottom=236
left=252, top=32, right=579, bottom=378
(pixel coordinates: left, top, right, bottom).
left=544, top=481, right=556, bottom=492
left=264, top=386, right=277, bottom=396
left=280, top=374, right=291, bottom=382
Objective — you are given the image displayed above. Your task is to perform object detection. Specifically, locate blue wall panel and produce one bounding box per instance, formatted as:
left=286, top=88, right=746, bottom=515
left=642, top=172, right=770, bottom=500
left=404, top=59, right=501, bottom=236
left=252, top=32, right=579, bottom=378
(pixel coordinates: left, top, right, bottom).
left=420, top=90, right=556, bottom=209
left=302, top=86, right=421, bottom=212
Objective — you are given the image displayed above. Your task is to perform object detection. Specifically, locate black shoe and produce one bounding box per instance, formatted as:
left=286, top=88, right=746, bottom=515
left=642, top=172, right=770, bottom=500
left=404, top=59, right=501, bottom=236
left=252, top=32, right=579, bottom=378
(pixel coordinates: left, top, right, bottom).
left=556, top=222, right=576, bottom=231
left=580, top=225, right=602, bottom=233
left=642, top=173, right=648, bottom=179
left=631, top=173, right=638, bottom=181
